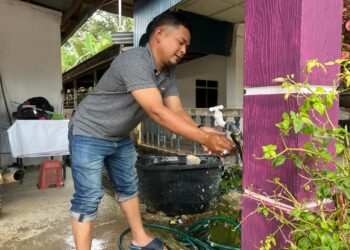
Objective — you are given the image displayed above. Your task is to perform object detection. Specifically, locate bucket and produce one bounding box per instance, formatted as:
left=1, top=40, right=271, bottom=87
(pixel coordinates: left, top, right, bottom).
left=136, top=155, right=222, bottom=216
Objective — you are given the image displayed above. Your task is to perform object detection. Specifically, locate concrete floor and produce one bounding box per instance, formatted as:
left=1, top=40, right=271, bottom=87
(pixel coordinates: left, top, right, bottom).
left=0, top=160, right=229, bottom=250
left=0, top=165, right=131, bottom=250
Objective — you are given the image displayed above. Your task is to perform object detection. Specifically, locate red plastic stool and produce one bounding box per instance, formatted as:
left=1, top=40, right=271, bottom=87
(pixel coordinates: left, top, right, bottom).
left=37, top=160, right=64, bottom=189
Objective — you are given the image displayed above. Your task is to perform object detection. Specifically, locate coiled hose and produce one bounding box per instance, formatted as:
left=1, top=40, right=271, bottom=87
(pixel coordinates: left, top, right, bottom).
left=117, top=216, right=241, bottom=250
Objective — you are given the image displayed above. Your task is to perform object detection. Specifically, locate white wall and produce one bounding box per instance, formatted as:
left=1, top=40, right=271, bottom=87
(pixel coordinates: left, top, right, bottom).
left=0, top=0, right=62, bottom=166
left=226, top=23, right=244, bottom=109
left=175, top=24, right=245, bottom=111
left=176, top=54, right=227, bottom=108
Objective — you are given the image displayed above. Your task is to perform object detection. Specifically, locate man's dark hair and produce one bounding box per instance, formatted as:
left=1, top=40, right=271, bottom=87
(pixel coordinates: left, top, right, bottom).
left=139, top=11, right=193, bottom=46
left=150, top=11, right=193, bottom=36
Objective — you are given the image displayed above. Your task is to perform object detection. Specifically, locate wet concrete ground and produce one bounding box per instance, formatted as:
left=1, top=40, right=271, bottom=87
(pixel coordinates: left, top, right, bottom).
left=0, top=165, right=195, bottom=250
left=0, top=158, right=239, bottom=250
left=0, top=165, right=131, bottom=250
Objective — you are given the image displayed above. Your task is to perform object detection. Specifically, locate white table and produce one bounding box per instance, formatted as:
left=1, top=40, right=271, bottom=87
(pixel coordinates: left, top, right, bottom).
left=7, top=120, right=70, bottom=179
left=7, top=120, right=69, bottom=158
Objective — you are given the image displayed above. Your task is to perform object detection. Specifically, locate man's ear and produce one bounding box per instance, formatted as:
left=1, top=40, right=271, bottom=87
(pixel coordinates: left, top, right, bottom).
left=153, top=26, right=164, bottom=42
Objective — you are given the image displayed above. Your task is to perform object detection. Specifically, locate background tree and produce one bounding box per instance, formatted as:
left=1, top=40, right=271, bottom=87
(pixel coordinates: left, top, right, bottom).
left=61, top=9, right=133, bottom=72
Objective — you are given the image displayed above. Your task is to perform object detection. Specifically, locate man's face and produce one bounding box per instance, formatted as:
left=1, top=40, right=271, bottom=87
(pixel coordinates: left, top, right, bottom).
left=157, top=25, right=191, bottom=66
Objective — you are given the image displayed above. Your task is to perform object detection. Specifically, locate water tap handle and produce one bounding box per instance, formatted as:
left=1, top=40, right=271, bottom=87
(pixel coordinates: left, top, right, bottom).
left=209, top=105, right=226, bottom=128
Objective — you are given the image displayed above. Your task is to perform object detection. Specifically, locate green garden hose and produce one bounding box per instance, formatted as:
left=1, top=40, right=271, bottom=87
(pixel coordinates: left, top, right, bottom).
left=118, top=216, right=241, bottom=250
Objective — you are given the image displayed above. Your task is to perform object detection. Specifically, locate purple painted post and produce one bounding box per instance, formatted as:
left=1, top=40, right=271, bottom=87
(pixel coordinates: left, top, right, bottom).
left=242, top=0, right=343, bottom=249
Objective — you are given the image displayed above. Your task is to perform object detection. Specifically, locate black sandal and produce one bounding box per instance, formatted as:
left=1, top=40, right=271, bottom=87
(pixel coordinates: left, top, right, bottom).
left=128, top=237, right=171, bottom=250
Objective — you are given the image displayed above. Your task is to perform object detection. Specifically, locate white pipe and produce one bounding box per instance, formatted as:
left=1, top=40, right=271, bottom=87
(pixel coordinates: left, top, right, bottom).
left=209, top=105, right=226, bottom=128
left=244, top=85, right=336, bottom=96
left=118, top=0, right=122, bottom=31
left=2, top=167, right=24, bottom=184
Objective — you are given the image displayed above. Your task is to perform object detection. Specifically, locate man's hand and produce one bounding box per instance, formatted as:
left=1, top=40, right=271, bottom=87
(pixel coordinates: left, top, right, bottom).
left=199, top=126, right=225, bottom=154
left=199, top=126, right=225, bottom=135
left=202, top=132, right=236, bottom=156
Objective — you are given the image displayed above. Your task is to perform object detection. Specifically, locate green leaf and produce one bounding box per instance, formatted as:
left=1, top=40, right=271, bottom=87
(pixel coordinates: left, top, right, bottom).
left=262, top=144, right=277, bottom=152
left=327, top=219, right=336, bottom=230
left=282, top=112, right=290, bottom=120
left=273, top=177, right=280, bottom=183
left=262, top=208, right=269, bottom=217
left=325, top=170, right=336, bottom=181
left=303, top=212, right=316, bottom=221
left=302, top=126, right=315, bottom=135
left=306, top=59, right=319, bottom=73
left=290, top=111, right=296, bottom=119
left=264, top=152, right=271, bottom=159
left=331, top=241, right=341, bottom=250
left=272, top=155, right=286, bottom=168
left=322, top=137, right=331, bottom=147
left=341, top=224, right=350, bottom=230
left=308, top=230, right=318, bottom=242
left=301, top=116, right=313, bottom=125
left=313, top=102, right=326, bottom=114
left=321, top=150, right=333, bottom=162
left=335, top=142, right=345, bottom=155
left=292, top=155, right=303, bottom=169
left=297, top=237, right=311, bottom=248
left=332, top=232, right=340, bottom=241
left=270, top=236, right=276, bottom=246
left=317, top=183, right=333, bottom=199
left=346, top=75, right=350, bottom=87
left=304, top=142, right=317, bottom=153
left=319, top=232, right=332, bottom=246
left=324, top=94, right=334, bottom=108
left=320, top=221, right=329, bottom=230
left=262, top=144, right=277, bottom=159
left=293, top=117, right=304, bottom=133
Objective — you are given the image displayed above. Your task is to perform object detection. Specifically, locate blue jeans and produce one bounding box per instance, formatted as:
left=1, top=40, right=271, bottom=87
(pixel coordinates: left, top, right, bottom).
left=68, top=128, right=138, bottom=222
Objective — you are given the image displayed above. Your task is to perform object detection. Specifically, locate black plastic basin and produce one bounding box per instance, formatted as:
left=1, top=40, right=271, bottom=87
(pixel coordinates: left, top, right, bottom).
left=136, top=155, right=222, bottom=216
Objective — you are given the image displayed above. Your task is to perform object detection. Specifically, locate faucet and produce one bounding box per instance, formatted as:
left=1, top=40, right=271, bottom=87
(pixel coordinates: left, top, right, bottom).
left=209, top=105, right=243, bottom=161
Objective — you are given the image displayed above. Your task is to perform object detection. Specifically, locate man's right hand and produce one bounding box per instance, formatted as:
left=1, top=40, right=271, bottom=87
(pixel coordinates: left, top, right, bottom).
left=203, top=133, right=236, bottom=156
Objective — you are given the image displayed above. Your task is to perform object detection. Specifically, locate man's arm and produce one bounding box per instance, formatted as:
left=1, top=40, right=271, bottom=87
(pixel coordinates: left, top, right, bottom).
left=163, top=95, right=226, bottom=154
left=164, top=96, right=225, bottom=134
left=163, top=96, right=197, bottom=126
left=131, top=88, right=234, bottom=154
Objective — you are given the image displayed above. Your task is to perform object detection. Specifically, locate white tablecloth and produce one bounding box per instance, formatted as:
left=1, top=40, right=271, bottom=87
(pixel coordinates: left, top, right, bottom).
left=7, top=120, right=70, bottom=158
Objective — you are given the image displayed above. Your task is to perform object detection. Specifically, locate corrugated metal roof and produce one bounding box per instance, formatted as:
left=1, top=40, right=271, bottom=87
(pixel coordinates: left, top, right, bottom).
left=178, top=0, right=245, bottom=23
left=134, top=0, right=182, bottom=45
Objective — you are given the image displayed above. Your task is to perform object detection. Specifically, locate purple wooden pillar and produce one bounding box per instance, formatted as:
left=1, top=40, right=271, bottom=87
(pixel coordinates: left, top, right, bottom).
left=242, top=0, right=343, bottom=249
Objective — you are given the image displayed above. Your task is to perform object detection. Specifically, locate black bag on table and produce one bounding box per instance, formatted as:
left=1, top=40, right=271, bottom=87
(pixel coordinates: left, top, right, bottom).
left=13, top=97, right=54, bottom=120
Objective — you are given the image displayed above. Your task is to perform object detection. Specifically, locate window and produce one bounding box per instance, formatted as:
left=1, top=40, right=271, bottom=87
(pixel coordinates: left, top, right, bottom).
left=196, top=80, right=218, bottom=108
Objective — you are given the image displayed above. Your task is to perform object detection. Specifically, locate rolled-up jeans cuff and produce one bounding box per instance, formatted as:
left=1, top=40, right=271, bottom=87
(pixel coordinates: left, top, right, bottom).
left=70, top=210, right=98, bottom=222
left=116, top=191, right=139, bottom=202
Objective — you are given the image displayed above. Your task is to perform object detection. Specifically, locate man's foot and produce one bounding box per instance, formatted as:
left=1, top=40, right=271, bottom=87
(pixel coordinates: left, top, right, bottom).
left=130, top=238, right=169, bottom=250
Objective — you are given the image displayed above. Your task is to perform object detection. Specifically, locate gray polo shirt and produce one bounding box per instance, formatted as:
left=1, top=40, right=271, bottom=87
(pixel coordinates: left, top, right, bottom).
left=69, top=43, right=179, bottom=141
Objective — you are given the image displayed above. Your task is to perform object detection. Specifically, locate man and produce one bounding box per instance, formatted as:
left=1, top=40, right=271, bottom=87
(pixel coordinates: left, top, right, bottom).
left=68, top=11, right=235, bottom=250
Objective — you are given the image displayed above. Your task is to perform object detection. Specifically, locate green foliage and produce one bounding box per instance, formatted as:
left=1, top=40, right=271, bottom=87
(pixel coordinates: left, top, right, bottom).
left=258, top=58, right=350, bottom=249
left=260, top=235, right=277, bottom=250
left=61, top=10, right=133, bottom=72
left=219, top=164, right=242, bottom=195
